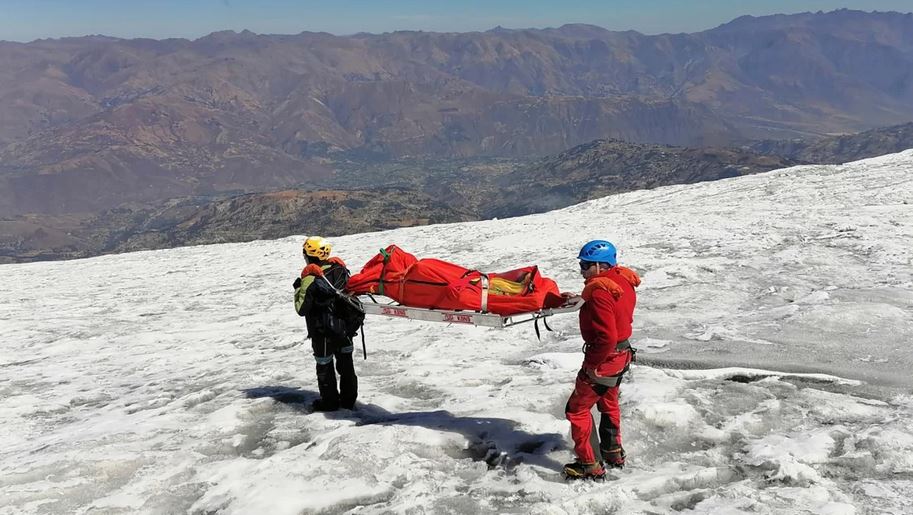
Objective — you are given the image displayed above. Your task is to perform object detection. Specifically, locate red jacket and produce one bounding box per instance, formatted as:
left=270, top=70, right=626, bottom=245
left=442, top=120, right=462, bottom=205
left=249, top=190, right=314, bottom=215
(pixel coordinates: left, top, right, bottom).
left=579, top=266, right=640, bottom=375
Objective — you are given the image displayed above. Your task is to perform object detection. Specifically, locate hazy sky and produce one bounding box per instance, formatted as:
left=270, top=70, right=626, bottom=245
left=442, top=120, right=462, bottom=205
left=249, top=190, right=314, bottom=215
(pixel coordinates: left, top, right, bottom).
left=1, top=0, right=912, bottom=42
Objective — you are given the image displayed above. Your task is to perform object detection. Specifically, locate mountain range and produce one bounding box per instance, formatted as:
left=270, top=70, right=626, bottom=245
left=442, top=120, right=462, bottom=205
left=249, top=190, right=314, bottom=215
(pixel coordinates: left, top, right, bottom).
left=2, top=9, right=913, bottom=217
left=8, top=117, right=913, bottom=263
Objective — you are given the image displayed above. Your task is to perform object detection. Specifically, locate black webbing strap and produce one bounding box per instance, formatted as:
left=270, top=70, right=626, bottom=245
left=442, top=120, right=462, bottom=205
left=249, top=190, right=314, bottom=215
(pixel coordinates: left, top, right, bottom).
left=533, top=316, right=554, bottom=341
left=586, top=364, right=628, bottom=387
left=585, top=346, right=634, bottom=387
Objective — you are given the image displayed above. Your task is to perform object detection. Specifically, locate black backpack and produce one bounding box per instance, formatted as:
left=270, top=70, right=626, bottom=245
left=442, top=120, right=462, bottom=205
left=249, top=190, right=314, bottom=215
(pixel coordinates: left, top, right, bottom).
left=321, top=293, right=368, bottom=359
left=311, top=268, right=369, bottom=358
left=328, top=293, right=365, bottom=339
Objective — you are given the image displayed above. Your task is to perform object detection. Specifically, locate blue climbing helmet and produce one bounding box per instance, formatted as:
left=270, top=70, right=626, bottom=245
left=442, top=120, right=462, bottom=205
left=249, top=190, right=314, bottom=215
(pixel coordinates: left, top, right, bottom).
left=578, top=240, right=617, bottom=266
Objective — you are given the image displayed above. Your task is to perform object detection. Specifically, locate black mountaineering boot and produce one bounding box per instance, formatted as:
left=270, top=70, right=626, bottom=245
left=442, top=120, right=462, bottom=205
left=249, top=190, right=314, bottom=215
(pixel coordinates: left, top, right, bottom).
left=310, top=398, right=340, bottom=412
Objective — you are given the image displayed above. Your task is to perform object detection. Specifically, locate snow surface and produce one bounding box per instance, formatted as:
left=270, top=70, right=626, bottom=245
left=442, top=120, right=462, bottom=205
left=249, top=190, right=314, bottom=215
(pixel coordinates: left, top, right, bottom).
left=2, top=151, right=913, bottom=514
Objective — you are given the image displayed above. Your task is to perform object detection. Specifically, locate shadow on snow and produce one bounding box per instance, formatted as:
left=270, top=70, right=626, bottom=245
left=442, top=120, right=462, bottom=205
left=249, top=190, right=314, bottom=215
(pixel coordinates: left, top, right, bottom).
left=242, top=385, right=567, bottom=472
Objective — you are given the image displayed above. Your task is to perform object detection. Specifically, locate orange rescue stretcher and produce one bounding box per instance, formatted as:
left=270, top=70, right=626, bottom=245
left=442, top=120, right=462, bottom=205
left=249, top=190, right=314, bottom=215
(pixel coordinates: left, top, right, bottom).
left=346, top=245, right=584, bottom=333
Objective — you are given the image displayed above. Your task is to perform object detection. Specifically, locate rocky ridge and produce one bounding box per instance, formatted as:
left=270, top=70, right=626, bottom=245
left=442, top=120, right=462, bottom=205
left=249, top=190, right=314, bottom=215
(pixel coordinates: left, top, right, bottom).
left=3, top=10, right=913, bottom=216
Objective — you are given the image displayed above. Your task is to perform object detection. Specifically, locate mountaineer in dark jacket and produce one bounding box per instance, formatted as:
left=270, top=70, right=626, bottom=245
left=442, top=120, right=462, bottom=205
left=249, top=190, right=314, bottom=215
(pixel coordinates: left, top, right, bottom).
left=293, top=236, right=358, bottom=412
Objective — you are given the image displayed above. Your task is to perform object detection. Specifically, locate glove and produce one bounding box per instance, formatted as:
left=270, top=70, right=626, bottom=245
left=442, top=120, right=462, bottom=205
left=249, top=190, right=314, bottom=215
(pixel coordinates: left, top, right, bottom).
left=293, top=277, right=302, bottom=289
left=301, top=264, right=324, bottom=278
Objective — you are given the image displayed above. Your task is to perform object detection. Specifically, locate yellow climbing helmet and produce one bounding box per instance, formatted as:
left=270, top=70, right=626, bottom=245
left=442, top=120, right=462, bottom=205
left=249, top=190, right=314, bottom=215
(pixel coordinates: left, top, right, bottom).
left=302, top=236, right=332, bottom=260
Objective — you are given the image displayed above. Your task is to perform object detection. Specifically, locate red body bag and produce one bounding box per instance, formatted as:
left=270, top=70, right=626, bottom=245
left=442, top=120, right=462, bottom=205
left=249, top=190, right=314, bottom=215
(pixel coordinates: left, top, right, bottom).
left=346, top=245, right=565, bottom=316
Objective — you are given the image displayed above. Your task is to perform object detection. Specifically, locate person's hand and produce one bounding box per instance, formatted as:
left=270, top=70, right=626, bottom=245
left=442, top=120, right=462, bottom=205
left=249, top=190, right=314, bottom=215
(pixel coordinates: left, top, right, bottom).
left=577, top=368, right=590, bottom=383
left=293, top=277, right=302, bottom=289
left=301, top=264, right=324, bottom=277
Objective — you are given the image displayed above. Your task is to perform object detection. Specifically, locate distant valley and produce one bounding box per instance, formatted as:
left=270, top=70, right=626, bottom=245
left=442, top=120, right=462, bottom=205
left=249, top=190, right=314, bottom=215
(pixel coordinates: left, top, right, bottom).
left=2, top=10, right=913, bottom=262
left=6, top=120, right=913, bottom=262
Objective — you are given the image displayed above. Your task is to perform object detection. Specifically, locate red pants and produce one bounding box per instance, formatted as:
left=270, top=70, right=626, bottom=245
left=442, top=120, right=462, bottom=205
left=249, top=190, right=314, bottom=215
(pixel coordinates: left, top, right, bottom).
left=565, top=373, right=622, bottom=464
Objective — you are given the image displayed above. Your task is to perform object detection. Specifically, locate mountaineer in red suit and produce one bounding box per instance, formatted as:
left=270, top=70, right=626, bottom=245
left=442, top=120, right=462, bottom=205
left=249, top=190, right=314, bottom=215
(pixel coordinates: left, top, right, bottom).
left=563, top=240, right=641, bottom=480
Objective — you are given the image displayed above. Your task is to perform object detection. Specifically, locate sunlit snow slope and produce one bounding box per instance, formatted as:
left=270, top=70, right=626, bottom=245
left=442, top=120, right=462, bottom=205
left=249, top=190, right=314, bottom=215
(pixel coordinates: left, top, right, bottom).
left=2, top=151, right=912, bottom=514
